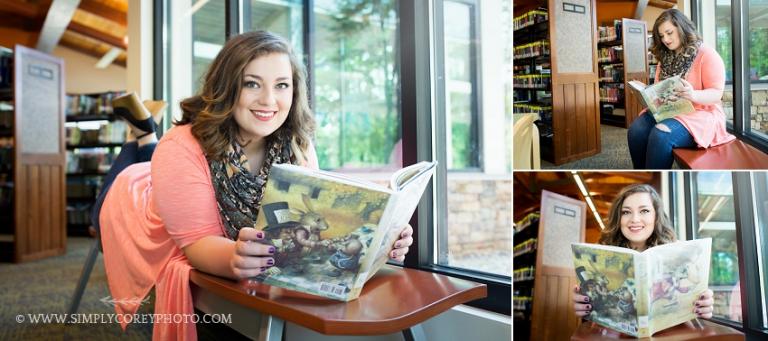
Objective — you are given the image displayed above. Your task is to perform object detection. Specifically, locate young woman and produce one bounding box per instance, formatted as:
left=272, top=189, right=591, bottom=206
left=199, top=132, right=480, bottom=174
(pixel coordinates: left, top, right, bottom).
left=572, top=184, right=715, bottom=320
left=627, top=9, right=734, bottom=169
left=95, top=31, right=414, bottom=339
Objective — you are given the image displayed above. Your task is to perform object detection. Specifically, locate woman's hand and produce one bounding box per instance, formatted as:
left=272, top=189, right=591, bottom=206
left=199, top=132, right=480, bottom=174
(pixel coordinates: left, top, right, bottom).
left=389, top=224, right=414, bottom=262
left=229, top=227, right=275, bottom=279
left=672, top=79, right=696, bottom=102
left=694, top=289, right=715, bottom=318
left=573, top=285, right=592, bottom=317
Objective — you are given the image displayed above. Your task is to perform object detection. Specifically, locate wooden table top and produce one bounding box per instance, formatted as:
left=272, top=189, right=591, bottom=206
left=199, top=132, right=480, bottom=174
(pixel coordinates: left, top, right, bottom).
left=571, top=320, right=744, bottom=341
left=189, top=265, right=487, bottom=335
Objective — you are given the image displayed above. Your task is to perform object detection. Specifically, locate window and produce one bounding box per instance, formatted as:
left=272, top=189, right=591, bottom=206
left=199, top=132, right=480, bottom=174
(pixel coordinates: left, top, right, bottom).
left=435, top=0, right=511, bottom=279
left=753, top=172, right=768, bottom=329
left=692, top=172, right=741, bottom=323
left=313, top=0, right=400, bottom=171
left=747, top=0, right=768, bottom=140
left=164, top=0, right=226, bottom=124
left=700, top=0, right=768, bottom=150
left=247, top=0, right=303, bottom=56
left=443, top=1, right=479, bottom=170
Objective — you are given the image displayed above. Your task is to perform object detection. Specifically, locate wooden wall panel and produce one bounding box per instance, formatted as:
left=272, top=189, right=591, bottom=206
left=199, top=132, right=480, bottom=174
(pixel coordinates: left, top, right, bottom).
left=625, top=71, right=648, bottom=126
left=552, top=82, right=601, bottom=164
left=12, top=46, right=66, bottom=263
left=531, top=274, right=583, bottom=340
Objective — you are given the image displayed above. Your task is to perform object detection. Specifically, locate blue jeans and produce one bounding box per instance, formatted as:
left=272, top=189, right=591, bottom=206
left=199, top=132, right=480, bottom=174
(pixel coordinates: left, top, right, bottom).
left=627, top=113, right=696, bottom=169
left=90, top=141, right=156, bottom=232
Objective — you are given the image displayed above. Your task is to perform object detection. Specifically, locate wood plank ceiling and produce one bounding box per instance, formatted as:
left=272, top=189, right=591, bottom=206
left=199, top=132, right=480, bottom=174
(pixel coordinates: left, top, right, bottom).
left=513, top=171, right=662, bottom=230
left=0, top=0, right=127, bottom=67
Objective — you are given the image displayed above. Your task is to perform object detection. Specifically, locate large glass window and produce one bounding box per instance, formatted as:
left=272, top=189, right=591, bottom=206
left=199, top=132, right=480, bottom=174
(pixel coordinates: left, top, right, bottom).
left=747, top=0, right=768, bottom=140
left=443, top=1, right=479, bottom=170
left=166, top=0, right=226, bottom=124
left=712, top=0, right=734, bottom=125
left=754, top=172, right=768, bottom=329
left=693, top=172, right=741, bottom=322
left=437, top=0, right=511, bottom=278
left=312, top=0, right=400, bottom=171
left=248, top=0, right=303, bottom=55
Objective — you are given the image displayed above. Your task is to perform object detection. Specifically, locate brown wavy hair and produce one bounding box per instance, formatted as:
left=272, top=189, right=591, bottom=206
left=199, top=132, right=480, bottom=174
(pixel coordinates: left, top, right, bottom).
left=650, top=9, right=702, bottom=61
left=176, top=31, right=315, bottom=162
left=599, top=184, right=676, bottom=249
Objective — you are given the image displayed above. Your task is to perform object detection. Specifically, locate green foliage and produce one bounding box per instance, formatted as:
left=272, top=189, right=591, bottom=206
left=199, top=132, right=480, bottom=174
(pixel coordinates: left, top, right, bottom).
left=314, top=0, right=400, bottom=170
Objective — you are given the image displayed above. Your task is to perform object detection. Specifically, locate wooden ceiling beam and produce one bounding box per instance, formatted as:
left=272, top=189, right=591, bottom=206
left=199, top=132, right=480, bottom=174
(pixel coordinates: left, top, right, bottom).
left=59, top=39, right=126, bottom=67
left=648, top=0, right=676, bottom=9
left=67, top=21, right=126, bottom=48
left=0, top=16, right=45, bottom=31
left=0, top=0, right=46, bottom=18
left=78, top=0, right=126, bottom=26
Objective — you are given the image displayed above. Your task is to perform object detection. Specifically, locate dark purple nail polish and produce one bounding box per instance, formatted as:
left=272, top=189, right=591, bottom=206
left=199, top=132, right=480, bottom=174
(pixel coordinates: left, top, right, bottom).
left=261, top=267, right=267, bottom=272
left=584, top=297, right=589, bottom=302
left=586, top=305, right=591, bottom=309
left=700, top=295, right=705, bottom=299
left=267, top=258, right=274, bottom=266
left=395, top=242, right=400, bottom=248
left=268, top=246, right=275, bottom=254
left=257, top=232, right=264, bottom=239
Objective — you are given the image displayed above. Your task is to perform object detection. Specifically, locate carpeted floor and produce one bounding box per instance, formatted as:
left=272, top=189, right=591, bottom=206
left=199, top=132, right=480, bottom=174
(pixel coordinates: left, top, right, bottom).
left=542, top=124, right=634, bottom=169
left=0, top=237, right=153, bottom=340
left=0, top=237, right=251, bottom=340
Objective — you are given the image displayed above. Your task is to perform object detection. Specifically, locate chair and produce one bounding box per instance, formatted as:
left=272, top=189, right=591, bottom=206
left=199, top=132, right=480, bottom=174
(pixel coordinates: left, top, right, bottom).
left=513, top=113, right=541, bottom=169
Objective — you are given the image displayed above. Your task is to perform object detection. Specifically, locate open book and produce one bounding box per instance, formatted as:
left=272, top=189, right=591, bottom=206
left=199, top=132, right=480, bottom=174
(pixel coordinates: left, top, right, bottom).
left=252, top=161, right=437, bottom=301
left=571, top=238, right=711, bottom=338
left=627, top=75, right=695, bottom=122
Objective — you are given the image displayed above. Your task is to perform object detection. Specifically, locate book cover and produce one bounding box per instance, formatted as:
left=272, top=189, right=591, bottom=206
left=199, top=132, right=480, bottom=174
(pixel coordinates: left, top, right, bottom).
left=253, top=161, right=436, bottom=301
left=627, top=76, right=696, bottom=122
left=571, top=238, right=711, bottom=338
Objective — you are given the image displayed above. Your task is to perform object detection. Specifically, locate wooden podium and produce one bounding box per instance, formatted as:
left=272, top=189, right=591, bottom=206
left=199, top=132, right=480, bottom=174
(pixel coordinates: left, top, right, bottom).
left=190, top=265, right=487, bottom=341
left=571, top=320, right=744, bottom=341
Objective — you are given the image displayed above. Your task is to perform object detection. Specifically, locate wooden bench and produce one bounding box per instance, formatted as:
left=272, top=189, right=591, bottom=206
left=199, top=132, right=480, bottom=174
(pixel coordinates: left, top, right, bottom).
left=673, top=139, right=768, bottom=169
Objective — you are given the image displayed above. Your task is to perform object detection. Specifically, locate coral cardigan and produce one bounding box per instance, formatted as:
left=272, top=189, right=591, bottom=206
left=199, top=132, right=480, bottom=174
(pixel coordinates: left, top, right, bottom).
left=646, top=44, right=735, bottom=148
left=100, top=124, right=318, bottom=340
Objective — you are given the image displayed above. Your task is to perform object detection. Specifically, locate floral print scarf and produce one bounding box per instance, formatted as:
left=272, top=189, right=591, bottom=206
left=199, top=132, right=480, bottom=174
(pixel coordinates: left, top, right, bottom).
left=659, top=41, right=701, bottom=80
left=209, top=132, right=294, bottom=240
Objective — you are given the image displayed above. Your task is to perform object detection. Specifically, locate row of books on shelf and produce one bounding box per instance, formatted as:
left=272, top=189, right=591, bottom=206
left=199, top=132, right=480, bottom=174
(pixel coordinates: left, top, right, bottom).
left=513, top=296, right=533, bottom=311
left=648, top=51, right=659, bottom=64
left=601, top=103, right=625, bottom=117
left=66, top=151, right=116, bottom=174
left=513, top=74, right=551, bottom=89
left=66, top=91, right=126, bottom=117
left=66, top=203, right=93, bottom=225
left=513, top=266, right=535, bottom=282
left=514, top=41, right=550, bottom=60
left=0, top=144, right=12, bottom=175
left=599, top=65, right=624, bottom=82
left=514, top=212, right=539, bottom=233
left=598, top=46, right=623, bottom=63
left=0, top=187, right=11, bottom=208
left=0, top=54, right=12, bottom=89
left=66, top=121, right=127, bottom=146
left=513, top=103, right=552, bottom=116
left=597, top=20, right=622, bottom=43
left=599, top=83, right=625, bottom=103
left=67, top=177, right=103, bottom=198
left=513, top=8, right=548, bottom=31
left=514, top=62, right=550, bottom=75
left=0, top=110, right=11, bottom=130
left=513, top=238, right=537, bottom=257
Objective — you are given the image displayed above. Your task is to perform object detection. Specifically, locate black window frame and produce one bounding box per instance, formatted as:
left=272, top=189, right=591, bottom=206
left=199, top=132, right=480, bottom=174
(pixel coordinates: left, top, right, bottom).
left=682, top=172, right=768, bottom=339
left=705, top=0, right=768, bottom=154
